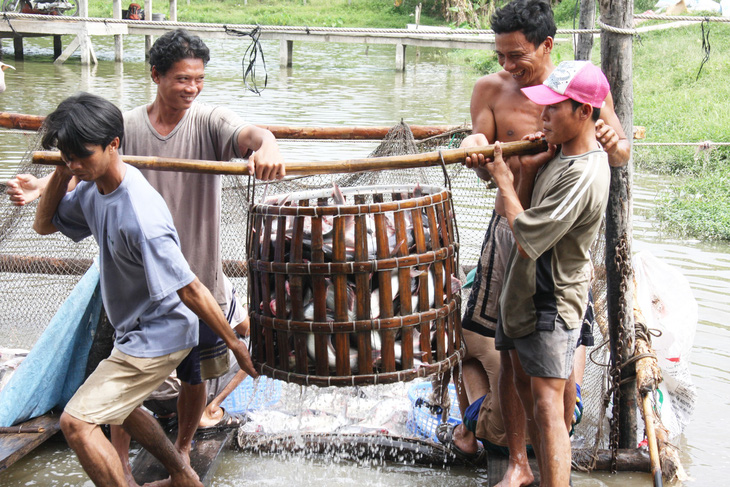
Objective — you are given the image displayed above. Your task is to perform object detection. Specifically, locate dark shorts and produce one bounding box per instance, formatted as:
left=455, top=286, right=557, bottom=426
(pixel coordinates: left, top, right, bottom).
left=461, top=211, right=514, bottom=338
left=176, top=286, right=241, bottom=385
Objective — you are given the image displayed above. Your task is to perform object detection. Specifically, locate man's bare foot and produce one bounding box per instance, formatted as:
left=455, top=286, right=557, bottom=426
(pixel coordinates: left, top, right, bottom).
left=198, top=406, right=224, bottom=429
left=143, top=465, right=201, bottom=487
left=451, top=423, right=479, bottom=456
left=494, top=456, right=534, bottom=487
left=123, top=465, right=141, bottom=487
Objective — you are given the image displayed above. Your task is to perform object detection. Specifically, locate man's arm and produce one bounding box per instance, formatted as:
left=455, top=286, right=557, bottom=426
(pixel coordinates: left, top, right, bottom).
left=461, top=75, right=498, bottom=182
left=7, top=173, right=78, bottom=207
left=33, top=166, right=73, bottom=235
left=596, top=92, right=631, bottom=167
left=177, top=277, right=258, bottom=378
left=515, top=132, right=556, bottom=210
left=484, top=141, right=555, bottom=258
left=237, top=125, right=285, bottom=181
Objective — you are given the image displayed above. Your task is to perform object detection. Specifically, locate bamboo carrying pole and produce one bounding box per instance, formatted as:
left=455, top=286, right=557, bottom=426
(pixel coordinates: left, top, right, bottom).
left=0, top=111, right=458, bottom=140
left=32, top=139, right=548, bottom=176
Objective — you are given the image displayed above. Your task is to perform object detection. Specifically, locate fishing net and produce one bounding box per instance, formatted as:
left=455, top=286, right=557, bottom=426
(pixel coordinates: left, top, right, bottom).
left=0, top=121, right=612, bottom=459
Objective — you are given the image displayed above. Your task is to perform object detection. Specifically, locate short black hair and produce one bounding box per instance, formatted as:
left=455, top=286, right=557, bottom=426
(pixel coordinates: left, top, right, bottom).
left=41, top=92, right=124, bottom=159
left=570, top=99, right=601, bottom=122
left=491, top=0, right=556, bottom=48
left=149, top=28, right=210, bottom=75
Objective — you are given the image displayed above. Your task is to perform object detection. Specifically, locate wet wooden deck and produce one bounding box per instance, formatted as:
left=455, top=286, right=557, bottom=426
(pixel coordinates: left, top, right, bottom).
left=0, top=412, right=61, bottom=472
left=131, top=428, right=235, bottom=486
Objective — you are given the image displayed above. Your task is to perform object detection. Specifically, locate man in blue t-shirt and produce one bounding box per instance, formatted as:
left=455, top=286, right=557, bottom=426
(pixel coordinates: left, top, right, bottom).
left=33, top=93, right=257, bottom=487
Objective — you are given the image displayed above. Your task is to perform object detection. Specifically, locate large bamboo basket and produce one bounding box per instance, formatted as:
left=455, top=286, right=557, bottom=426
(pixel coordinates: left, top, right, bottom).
left=247, top=184, right=464, bottom=386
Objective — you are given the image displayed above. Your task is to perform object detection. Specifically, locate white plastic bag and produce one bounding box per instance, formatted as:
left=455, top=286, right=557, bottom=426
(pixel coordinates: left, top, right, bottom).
left=633, top=251, right=697, bottom=437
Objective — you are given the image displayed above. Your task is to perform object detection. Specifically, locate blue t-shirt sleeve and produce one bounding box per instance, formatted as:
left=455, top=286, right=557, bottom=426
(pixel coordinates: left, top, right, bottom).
left=139, top=234, right=196, bottom=301
left=52, top=188, right=92, bottom=242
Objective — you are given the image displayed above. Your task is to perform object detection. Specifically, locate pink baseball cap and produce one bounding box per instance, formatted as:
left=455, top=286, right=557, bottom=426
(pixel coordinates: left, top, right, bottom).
left=521, top=60, right=609, bottom=108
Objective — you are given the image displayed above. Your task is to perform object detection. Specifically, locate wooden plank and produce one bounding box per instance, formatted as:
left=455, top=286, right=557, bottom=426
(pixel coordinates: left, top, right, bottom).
left=131, top=428, right=235, bottom=486
left=0, top=413, right=61, bottom=473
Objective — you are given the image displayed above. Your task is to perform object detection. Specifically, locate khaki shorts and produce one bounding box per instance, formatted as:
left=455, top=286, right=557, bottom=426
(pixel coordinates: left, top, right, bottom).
left=462, top=211, right=514, bottom=337
left=462, top=330, right=507, bottom=447
left=64, top=347, right=191, bottom=425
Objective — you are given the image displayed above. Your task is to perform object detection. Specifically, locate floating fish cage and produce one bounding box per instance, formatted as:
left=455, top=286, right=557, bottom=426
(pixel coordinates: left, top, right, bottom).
left=248, top=184, right=464, bottom=387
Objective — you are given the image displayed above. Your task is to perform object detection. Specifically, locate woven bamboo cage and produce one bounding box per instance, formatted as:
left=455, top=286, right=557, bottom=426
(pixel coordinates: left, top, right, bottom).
left=248, top=184, right=465, bottom=386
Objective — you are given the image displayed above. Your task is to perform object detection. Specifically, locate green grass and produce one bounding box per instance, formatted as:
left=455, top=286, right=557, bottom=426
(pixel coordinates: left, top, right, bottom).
left=88, top=0, right=444, bottom=28
left=86, top=0, right=730, bottom=240
left=656, top=159, right=730, bottom=240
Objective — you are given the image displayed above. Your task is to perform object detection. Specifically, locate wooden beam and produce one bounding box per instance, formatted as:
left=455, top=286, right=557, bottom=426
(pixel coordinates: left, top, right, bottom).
left=113, top=0, right=123, bottom=62
left=53, top=35, right=80, bottom=65
left=575, top=0, right=595, bottom=60
left=279, top=39, right=293, bottom=68
left=0, top=112, right=461, bottom=139
left=599, top=0, right=637, bottom=449
left=144, top=0, right=153, bottom=59
left=12, top=37, right=23, bottom=61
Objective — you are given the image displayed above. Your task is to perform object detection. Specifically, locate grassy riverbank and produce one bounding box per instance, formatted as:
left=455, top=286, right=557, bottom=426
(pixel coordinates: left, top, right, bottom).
left=88, top=0, right=444, bottom=28
left=86, top=0, right=729, bottom=240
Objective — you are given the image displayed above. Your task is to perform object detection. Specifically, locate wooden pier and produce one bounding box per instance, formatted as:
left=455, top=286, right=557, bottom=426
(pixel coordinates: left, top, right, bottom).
left=0, top=1, right=495, bottom=70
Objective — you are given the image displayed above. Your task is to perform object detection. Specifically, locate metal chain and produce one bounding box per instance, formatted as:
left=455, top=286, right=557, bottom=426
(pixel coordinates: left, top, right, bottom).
left=608, top=234, right=632, bottom=472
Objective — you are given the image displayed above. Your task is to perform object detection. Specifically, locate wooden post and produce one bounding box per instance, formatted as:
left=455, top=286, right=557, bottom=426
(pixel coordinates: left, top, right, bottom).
left=79, top=0, right=88, bottom=17
left=13, top=37, right=23, bottom=61
left=145, top=0, right=153, bottom=59
left=113, top=0, right=123, bottom=62
left=575, top=0, right=595, bottom=60
left=169, top=0, right=177, bottom=21
left=279, top=39, right=293, bottom=68
left=395, top=42, right=406, bottom=71
left=53, top=35, right=62, bottom=60
left=599, top=0, right=637, bottom=450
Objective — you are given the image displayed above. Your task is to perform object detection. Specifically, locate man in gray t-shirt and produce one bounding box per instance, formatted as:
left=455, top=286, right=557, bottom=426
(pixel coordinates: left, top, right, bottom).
left=116, top=29, right=285, bottom=476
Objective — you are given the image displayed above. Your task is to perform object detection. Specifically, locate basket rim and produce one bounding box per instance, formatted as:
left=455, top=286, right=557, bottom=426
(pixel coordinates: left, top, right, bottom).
left=252, top=184, right=450, bottom=217
left=257, top=345, right=465, bottom=388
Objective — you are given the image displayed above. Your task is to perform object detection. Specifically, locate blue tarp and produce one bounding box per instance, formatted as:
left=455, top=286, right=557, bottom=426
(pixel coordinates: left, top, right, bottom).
left=0, top=264, right=102, bottom=427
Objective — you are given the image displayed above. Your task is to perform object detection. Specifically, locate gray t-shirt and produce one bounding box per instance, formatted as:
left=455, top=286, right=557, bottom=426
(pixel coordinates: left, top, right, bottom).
left=500, top=147, right=610, bottom=338
left=53, top=165, right=198, bottom=358
left=121, top=102, right=248, bottom=305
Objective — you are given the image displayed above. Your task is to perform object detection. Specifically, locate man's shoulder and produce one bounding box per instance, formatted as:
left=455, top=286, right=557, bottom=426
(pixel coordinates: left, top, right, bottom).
left=472, top=70, right=515, bottom=97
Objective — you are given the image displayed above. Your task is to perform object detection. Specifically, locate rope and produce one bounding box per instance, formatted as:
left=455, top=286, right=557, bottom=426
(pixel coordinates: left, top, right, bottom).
left=635, top=13, right=730, bottom=22
left=696, top=18, right=712, bottom=81
left=634, top=141, right=730, bottom=147
left=224, top=25, right=268, bottom=95
left=597, top=18, right=638, bottom=36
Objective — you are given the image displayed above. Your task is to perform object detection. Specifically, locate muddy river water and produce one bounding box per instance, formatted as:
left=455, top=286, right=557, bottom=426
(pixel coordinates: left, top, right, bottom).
left=0, top=33, right=727, bottom=486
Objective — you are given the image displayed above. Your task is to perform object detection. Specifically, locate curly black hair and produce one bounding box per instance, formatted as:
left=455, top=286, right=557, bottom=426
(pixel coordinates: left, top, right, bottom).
left=149, top=29, right=210, bottom=75
left=491, top=0, right=556, bottom=48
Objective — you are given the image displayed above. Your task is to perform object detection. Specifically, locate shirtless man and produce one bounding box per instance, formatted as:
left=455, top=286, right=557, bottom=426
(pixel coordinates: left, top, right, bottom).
left=459, top=1, right=630, bottom=485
